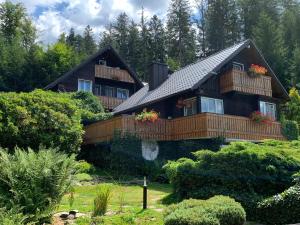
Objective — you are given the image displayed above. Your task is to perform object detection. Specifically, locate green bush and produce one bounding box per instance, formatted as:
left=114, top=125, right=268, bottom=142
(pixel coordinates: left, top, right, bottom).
left=93, top=184, right=112, bottom=217
left=0, top=208, right=27, bottom=225
left=282, top=120, right=299, bottom=140
left=164, top=196, right=246, bottom=225
left=257, top=184, right=300, bottom=225
left=75, top=160, right=95, bottom=173
left=75, top=173, right=93, bottom=182
left=0, top=90, right=83, bottom=153
left=71, top=91, right=112, bottom=123
left=0, top=148, right=75, bottom=224
left=164, top=140, right=300, bottom=218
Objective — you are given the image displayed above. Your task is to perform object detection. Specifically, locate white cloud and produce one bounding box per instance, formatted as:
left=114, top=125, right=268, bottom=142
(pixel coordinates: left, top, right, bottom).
left=2, top=0, right=197, bottom=44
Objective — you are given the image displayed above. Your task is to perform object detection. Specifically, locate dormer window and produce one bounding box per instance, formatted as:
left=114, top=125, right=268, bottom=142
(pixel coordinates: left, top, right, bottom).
left=99, top=60, right=106, bottom=66
left=233, top=62, right=244, bottom=71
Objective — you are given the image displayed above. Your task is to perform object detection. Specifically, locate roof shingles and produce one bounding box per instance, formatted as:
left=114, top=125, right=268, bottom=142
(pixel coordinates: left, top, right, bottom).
left=114, top=40, right=250, bottom=114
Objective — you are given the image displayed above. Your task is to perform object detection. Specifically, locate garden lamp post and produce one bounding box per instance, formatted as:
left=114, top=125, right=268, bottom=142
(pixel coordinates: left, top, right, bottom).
left=143, top=176, right=147, bottom=209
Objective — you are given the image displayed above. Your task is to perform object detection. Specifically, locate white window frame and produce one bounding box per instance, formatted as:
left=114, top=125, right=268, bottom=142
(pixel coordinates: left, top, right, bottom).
left=183, top=97, right=197, bottom=117
left=233, top=62, right=244, bottom=71
left=99, top=60, right=106, bottom=66
left=78, top=79, right=92, bottom=92
left=259, top=101, right=276, bottom=120
left=117, top=88, right=129, bottom=100
left=105, top=86, right=114, bottom=97
left=201, top=97, right=224, bottom=114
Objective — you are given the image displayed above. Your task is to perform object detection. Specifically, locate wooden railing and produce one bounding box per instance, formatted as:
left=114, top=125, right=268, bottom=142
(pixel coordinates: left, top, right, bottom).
left=95, top=65, right=135, bottom=83
left=220, top=69, right=272, bottom=97
left=84, top=113, right=284, bottom=144
left=98, top=96, right=124, bottom=110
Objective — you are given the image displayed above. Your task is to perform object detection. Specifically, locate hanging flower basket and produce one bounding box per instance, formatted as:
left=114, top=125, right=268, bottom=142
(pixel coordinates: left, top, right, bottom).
left=135, top=109, right=159, bottom=123
left=248, top=64, right=268, bottom=77
left=250, top=111, right=273, bottom=125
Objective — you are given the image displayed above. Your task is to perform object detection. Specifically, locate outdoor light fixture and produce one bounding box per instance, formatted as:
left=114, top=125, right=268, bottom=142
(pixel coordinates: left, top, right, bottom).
left=143, top=176, right=147, bottom=209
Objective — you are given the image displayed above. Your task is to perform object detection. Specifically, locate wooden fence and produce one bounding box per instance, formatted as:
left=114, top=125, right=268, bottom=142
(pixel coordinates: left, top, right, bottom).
left=95, top=65, right=134, bottom=83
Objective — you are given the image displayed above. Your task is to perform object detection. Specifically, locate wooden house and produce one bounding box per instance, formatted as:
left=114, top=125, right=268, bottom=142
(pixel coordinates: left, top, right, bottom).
left=45, top=46, right=144, bottom=111
left=84, top=40, right=289, bottom=144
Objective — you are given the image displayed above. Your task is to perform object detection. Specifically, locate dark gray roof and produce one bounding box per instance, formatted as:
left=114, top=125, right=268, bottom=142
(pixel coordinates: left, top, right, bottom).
left=44, top=46, right=143, bottom=90
left=114, top=39, right=289, bottom=114
left=114, top=40, right=251, bottom=114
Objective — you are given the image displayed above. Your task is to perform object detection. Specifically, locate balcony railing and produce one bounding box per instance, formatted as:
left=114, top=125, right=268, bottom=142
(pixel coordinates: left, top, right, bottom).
left=84, top=113, right=284, bottom=144
left=220, top=69, right=272, bottom=97
left=95, top=65, right=135, bottom=83
left=98, top=96, right=125, bottom=110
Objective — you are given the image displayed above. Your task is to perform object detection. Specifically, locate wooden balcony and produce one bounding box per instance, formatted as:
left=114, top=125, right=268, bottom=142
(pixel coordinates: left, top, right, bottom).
left=220, top=69, right=272, bottom=97
left=95, top=65, right=135, bottom=83
left=98, top=96, right=125, bottom=110
left=84, top=113, right=284, bottom=144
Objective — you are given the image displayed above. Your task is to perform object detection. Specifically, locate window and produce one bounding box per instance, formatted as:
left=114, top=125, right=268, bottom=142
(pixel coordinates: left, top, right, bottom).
left=78, top=79, right=92, bottom=92
left=233, top=62, right=244, bottom=71
left=117, top=88, right=129, bottom=100
left=94, top=84, right=101, bottom=96
left=201, top=97, right=224, bottom=114
left=184, top=98, right=197, bottom=116
left=99, top=60, right=106, bottom=66
left=259, top=101, right=276, bottom=119
left=105, top=86, right=114, bottom=97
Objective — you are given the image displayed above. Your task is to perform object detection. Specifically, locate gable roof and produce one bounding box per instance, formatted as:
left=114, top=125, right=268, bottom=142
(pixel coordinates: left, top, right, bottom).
left=114, top=39, right=288, bottom=114
left=44, top=46, right=144, bottom=90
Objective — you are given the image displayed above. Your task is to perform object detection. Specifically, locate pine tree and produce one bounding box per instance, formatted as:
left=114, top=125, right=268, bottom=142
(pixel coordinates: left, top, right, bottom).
left=83, top=25, right=97, bottom=56
left=253, top=12, right=287, bottom=87
left=127, top=21, right=140, bottom=73
left=238, top=0, right=279, bottom=39
left=289, top=45, right=300, bottom=88
left=112, top=13, right=130, bottom=60
left=166, top=0, right=196, bottom=66
left=206, top=0, right=240, bottom=53
left=195, top=0, right=208, bottom=58
left=148, top=15, right=166, bottom=63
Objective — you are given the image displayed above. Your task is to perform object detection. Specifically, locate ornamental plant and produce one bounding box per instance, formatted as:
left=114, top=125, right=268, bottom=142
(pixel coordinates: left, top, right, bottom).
left=248, top=64, right=268, bottom=76
left=135, top=108, right=159, bottom=123
left=250, top=111, right=273, bottom=125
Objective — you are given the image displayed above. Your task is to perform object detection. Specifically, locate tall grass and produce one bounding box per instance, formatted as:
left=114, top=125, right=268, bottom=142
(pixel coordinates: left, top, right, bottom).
left=92, top=184, right=112, bottom=217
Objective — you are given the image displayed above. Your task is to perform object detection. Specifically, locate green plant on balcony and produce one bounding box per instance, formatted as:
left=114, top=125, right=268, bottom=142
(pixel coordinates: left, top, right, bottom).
left=248, top=64, right=268, bottom=77
left=135, top=108, right=159, bottom=123
left=250, top=111, right=273, bottom=125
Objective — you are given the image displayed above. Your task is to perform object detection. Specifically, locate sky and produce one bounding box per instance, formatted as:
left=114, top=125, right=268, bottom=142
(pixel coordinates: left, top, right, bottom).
left=0, top=0, right=182, bottom=44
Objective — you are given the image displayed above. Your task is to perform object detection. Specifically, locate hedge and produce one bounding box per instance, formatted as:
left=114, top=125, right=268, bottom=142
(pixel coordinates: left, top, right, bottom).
left=163, top=140, right=300, bottom=218
left=257, top=184, right=300, bottom=225
left=164, top=196, right=246, bottom=225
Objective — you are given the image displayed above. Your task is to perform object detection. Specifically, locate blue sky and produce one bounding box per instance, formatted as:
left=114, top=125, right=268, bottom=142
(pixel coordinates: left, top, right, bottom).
left=1, top=0, right=194, bottom=44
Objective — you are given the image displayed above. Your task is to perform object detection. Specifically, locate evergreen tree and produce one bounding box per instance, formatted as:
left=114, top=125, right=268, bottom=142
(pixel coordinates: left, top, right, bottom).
left=166, top=0, right=196, bottom=66
left=253, top=12, right=287, bottom=87
left=83, top=25, right=97, bottom=56
left=238, top=0, right=279, bottom=39
left=112, top=13, right=130, bottom=59
left=195, top=0, right=208, bottom=58
left=206, top=0, right=241, bottom=53
left=127, top=21, right=140, bottom=73
left=99, top=24, right=115, bottom=49
left=148, top=15, right=166, bottom=63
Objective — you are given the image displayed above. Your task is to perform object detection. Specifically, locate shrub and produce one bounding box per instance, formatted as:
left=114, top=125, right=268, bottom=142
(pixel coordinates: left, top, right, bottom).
left=257, top=184, right=300, bottom=225
left=164, top=141, right=300, bottom=218
left=93, top=184, right=112, bottom=217
left=282, top=120, right=299, bottom=140
left=0, top=90, right=83, bottom=153
left=0, top=208, right=27, bottom=225
left=0, top=148, right=75, bottom=224
left=75, top=173, right=93, bottom=182
left=164, top=196, right=246, bottom=225
left=75, top=160, right=95, bottom=173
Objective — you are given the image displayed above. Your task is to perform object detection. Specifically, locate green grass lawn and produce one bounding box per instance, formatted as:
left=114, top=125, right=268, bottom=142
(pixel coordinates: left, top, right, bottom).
left=57, top=182, right=172, bottom=225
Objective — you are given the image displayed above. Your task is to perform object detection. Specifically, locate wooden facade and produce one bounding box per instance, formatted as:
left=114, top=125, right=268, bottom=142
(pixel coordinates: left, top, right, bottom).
left=84, top=113, right=284, bottom=144
left=220, top=69, right=272, bottom=97
left=98, top=96, right=125, bottom=110
left=95, top=65, right=135, bottom=83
